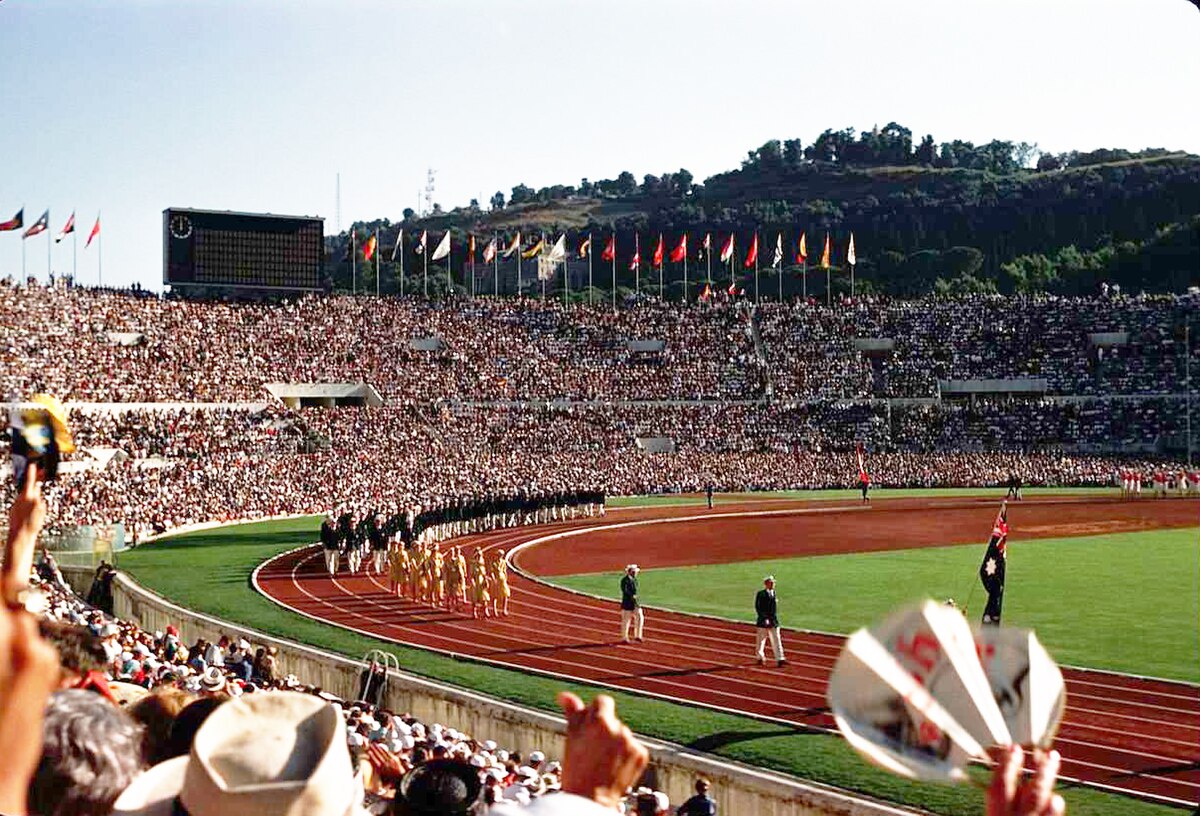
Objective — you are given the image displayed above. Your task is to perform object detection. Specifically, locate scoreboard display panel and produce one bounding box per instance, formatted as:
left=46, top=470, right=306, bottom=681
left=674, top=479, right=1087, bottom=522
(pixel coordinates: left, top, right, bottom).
left=163, top=208, right=323, bottom=292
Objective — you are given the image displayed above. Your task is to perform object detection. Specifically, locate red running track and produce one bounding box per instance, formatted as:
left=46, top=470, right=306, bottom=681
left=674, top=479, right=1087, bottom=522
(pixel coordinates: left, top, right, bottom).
left=254, top=499, right=1200, bottom=808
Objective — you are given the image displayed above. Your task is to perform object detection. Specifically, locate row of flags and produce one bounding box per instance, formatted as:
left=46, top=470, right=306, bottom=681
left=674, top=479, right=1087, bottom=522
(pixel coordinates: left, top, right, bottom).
left=349, top=227, right=858, bottom=271
left=0, top=208, right=101, bottom=247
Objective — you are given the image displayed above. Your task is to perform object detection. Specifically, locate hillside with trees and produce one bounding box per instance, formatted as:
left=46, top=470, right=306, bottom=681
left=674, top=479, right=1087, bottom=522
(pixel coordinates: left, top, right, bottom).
left=329, top=123, right=1200, bottom=299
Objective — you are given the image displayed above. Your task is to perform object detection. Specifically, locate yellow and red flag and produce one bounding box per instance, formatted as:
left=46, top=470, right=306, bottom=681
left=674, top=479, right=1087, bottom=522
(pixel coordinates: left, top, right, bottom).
left=820, top=233, right=831, bottom=268
left=363, top=233, right=377, bottom=262
left=796, top=232, right=807, bottom=264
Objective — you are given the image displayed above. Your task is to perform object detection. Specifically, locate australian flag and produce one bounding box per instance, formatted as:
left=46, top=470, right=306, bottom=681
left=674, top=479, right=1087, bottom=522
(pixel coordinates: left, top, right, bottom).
left=978, top=503, right=1009, bottom=626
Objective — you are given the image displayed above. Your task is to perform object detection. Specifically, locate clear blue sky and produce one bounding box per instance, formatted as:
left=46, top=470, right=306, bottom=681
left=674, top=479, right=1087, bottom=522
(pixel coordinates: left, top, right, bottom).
left=2, top=0, right=1197, bottom=290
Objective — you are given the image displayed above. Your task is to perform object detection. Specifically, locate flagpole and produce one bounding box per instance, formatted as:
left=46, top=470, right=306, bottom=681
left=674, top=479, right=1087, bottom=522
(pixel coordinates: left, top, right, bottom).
left=541, top=231, right=546, bottom=301
left=587, top=232, right=593, bottom=306
left=493, top=232, right=499, bottom=297
left=517, top=241, right=522, bottom=298
left=635, top=234, right=640, bottom=297
left=351, top=231, right=357, bottom=295
left=802, top=260, right=807, bottom=301
left=46, top=223, right=51, bottom=281
left=563, top=239, right=569, bottom=305
left=22, top=236, right=25, bottom=280
left=778, top=234, right=783, bottom=302
left=470, top=237, right=475, bottom=299
left=98, top=218, right=102, bottom=286
left=73, top=222, right=77, bottom=282
left=658, top=234, right=663, bottom=300
left=683, top=237, right=688, bottom=304
left=423, top=242, right=428, bottom=298
left=706, top=236, right=712, bottom=287
left=751, top=233, right=758, bottom=303
left=399, top=229, right=405, bottom=298
left=375, top=228, right=380, bottom=297
left=611, top=232, right=616, bottom=311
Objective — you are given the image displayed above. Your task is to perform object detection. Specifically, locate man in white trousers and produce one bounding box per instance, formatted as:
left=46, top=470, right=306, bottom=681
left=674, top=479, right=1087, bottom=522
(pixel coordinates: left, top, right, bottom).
left=620, top=564, right=644, bottom=643
left=755, top=576, right=787, bottom=667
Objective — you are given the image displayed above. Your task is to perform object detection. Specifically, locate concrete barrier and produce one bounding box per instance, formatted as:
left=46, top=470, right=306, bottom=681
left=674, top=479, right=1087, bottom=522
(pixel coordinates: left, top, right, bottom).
left=59, top=565, right=914, bottom=816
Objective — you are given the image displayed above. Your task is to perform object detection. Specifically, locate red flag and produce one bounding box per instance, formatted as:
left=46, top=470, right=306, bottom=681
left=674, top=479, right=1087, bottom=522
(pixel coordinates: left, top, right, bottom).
left=698, top=282, right=712, bottom=302
left=601, top=235, right=615, bottom=262
left=363, top=233, right=377, bottom=262
left=629, top=239, right=641, bottom=272
left=795, top=232, right=808, bottom=264
left=719, top=234, right=734, bottom=263
left=578, top=236, right=591, bottom=258
left=468, top=234, right=476, bottom=261
left=820, top=233, right=831, bottom=268
left=652, top=234, right=664, bottom=267
left=726, top=280, right=739, bottom=296
left=55, top=211, right=76, bottom=243
left=85, top=215, right=101, bottom=248
left=0, top=207, right=23, bottom=232
left=23, top=210, right=49, bottom=239
left=670, top=234, right=687, bottom=263
left=743, top=233, right=758, bottom=269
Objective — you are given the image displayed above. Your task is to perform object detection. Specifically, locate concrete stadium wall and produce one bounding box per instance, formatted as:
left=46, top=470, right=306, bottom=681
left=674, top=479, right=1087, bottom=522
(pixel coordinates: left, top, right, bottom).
left=59, top=565, right=913, bottom=816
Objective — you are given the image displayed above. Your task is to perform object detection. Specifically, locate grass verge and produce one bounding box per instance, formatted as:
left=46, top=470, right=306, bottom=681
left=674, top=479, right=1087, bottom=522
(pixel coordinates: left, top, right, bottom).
left=116, top=513, right=1182, bottom=816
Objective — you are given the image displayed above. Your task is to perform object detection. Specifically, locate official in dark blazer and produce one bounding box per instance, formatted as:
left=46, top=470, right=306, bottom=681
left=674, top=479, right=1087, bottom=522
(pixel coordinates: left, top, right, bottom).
left=754, top=576, right=787, bottom=666
left=620, top=564, right=644, bottom=643
left=320, top=517, right=340, bottom=575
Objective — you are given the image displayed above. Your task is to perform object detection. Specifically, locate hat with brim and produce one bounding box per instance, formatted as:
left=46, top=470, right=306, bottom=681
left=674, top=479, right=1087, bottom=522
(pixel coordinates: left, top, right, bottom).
left=198, top=667, right=224, bottom=693
left=113, top=691, right=362, bottom=816
left=625, top=564, right=640, bottom=573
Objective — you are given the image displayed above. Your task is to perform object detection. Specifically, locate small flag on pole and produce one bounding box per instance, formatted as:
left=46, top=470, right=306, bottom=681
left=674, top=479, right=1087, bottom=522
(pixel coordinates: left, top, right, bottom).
left=85, top=214, right=101, bottom=248
left=820, top=233, right=831, bottom=268
left=414, top=230, right=428, bottom=255
left=601, top=235, right=615, bottom=262
left=847, top=232, right=857, bottom=266
left=652, top=234, right=664, bottom=267
left=578, top=236, right=591, bottom=258
left=719, top=234, right=734, bottom=263
left=55, top=212, right=76, bottom=243
left=547, top=234, right=567, bottom=263
left=0, top=207, right=23, bottom=232
left=363, top=233, right=377, bottom=262
left=670, top=234, right=687, bottom=263
left=482, top=237, right=497, bottom=262
left=502, top=232, right=521, bottom=258
left=699, top=282, right=712, bottom=302
left=431, top=231, right=451, bottom=261
left=726, top=280, right=739, bottom=296
left=468, top=234, right=476, bottom=261
left=699, top=232, right=711, bottom=261
left=390, top=229, right=404, bottom=261
left=23, top=210, right=49, bottom=239
left=743, top=233, right=758, bottom=269
left=628, top=243, right=641, bottom=271
left=521, top=237, right=544, bottom=259
left=772, top=233, right=783, bottom=268
left=796, top=232, right=808, bottom=264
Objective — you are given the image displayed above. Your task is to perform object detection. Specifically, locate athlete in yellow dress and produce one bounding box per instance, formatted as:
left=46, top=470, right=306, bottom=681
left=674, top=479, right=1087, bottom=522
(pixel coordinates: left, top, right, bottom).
left=431, top=545, right=446, bottom=608
left=445, top=547, right=464, bottom=613
left=469, top=547, right=491, bottom=619
left=488, top=550, right=511, bottom=617
left=389, top=544, right=409, bottom=597
left=454, top=548, right=469, bottom=611
left=411, top=544, right=428, bottom=603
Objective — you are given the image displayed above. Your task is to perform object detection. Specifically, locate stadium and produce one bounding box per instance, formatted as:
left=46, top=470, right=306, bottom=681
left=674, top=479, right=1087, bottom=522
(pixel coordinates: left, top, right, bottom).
left=4, top=3, right=1200, bottom=815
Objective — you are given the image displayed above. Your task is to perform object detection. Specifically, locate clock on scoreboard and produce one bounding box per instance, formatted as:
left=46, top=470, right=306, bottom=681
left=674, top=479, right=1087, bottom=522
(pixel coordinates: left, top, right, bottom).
left=163, top=208, right=324, bottom=293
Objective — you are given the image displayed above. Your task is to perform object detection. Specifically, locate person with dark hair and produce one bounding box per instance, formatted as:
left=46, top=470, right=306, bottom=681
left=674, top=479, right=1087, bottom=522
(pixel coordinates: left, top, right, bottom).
left=39, top=619, right=107, bottom=686
left=128, top=687, right=196, bottom=766
left=163, top=695, right=227, bottom=760
left=29, top=689, right=148, bottom=816
left=393, top=759, right=482, bottom=816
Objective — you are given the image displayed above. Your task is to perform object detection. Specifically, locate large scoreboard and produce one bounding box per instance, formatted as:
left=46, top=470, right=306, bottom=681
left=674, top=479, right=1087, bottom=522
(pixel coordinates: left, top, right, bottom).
left=163, top=208, right=324, bottom=293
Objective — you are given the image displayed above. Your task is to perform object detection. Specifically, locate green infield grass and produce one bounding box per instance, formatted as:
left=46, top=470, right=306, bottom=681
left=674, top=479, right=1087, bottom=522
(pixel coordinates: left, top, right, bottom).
left=553, top=527, right=1200, bottom=682
left=115, top=510, right=1182, bottom=816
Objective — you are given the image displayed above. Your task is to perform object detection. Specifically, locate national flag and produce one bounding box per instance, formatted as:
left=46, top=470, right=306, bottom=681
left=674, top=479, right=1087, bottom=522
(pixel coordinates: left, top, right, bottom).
left=0, top=207, right=23, bottom=232
left=578, top=236, right=591, bottom=258
left=521, top=237, right=545, bottom=259
left=652, top=234, right=664, bottom=267
left=85, top=214, right=101, bottom=248
left=719, top=234, right=735, bottom=263
left=978, top=504, right=1009, bottom=626
left=847, top=232, right=857, bottom=266
left=431, top=231, right=451, bottom=261
left=699, top=232, right=711, bottom=261
left=629, top=236, right=640, bottom=271
left=468, top=234, right=476, bottom=261
left=601, top=235, right=615, bottom=262
left=771, top=233, right=783, bottom=268
left=482, top=237, right=497, bottom=263
left=820, top=233, right=831, bottom=268
left=54, top=212, right=75, bottom=243
left=343, top=230, right=356, bottom=262
left=547, top=234, right=567, bottom=263
left=502, top=232, right=521, bottom=258
left=414, top=230, right=428, bottom=255
left=795, top=232, right=808, bottom=264
left=23, top=209, right=49, bottom=239
left=670, top=234, right=687, bottom=264
left=698, top=282, right=712, bottom=303
left=726, top=280, right=739, bottom=296
left=743, top=233, right=758, bottom=269
left=390, top=229, right=404, bottom=261
left=363, top=233, right=377, bottom=262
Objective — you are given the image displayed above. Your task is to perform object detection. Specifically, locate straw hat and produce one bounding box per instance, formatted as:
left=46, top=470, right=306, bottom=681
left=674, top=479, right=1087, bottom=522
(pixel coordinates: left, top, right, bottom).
left=112, top=691, right=362, bottom=816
